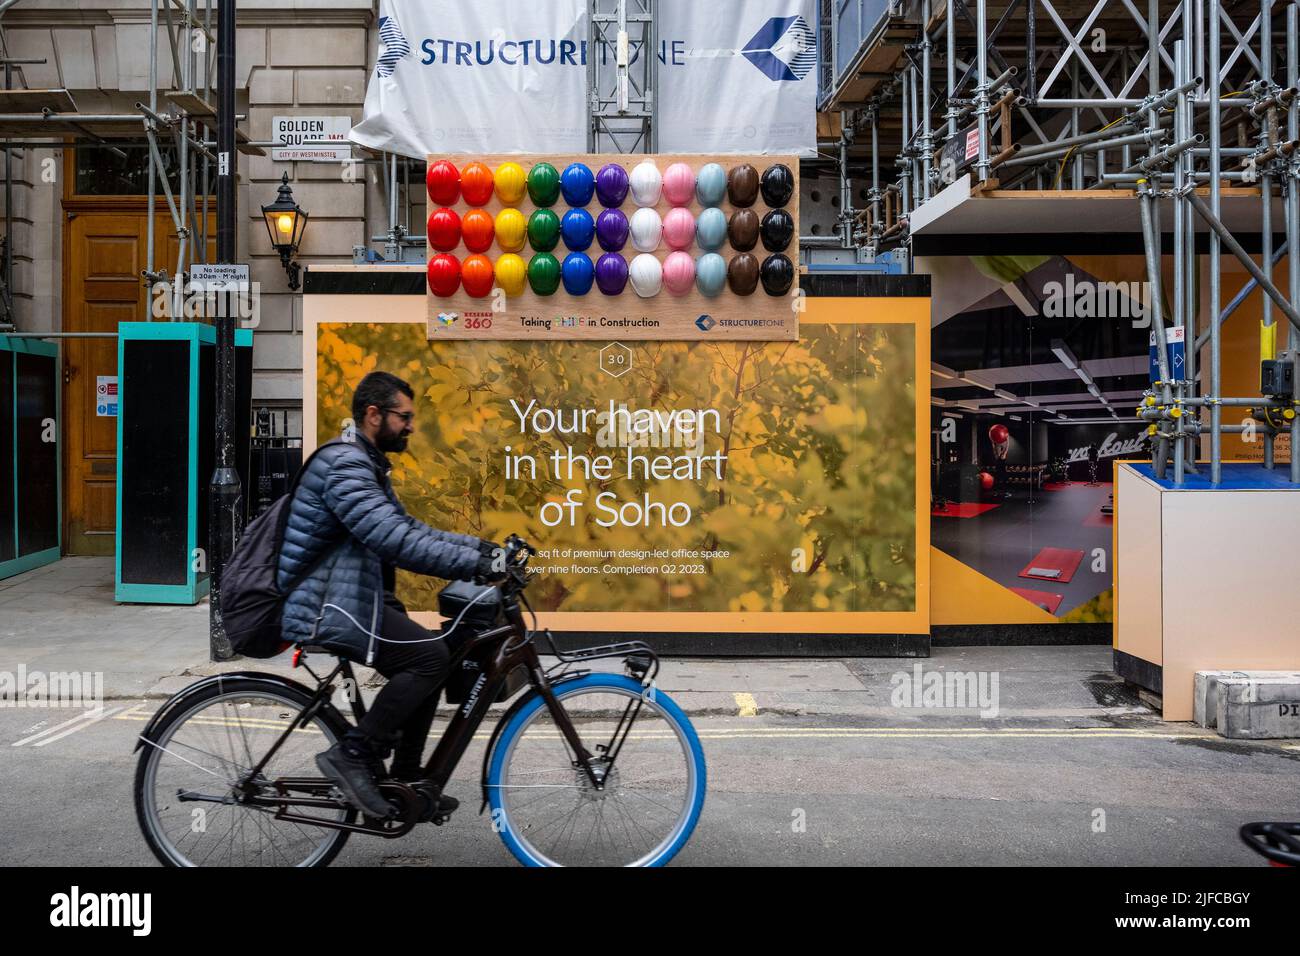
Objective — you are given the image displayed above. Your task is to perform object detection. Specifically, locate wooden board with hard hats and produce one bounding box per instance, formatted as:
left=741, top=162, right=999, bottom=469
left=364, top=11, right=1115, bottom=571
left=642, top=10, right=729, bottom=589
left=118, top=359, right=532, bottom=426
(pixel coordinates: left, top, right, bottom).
left=423, top=153, right=800, bottom=340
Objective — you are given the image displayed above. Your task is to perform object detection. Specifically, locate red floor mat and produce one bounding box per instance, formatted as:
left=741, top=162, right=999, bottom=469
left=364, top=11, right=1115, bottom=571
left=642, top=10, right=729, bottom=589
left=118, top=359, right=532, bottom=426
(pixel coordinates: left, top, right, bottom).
left=1019, top=547, right=1086, bottom=583
left=1009, top=587, right=1064, bottom=614
left=931, top=502, right=1000, bottom=518
left=1040, top=481, right=1072, bottom=491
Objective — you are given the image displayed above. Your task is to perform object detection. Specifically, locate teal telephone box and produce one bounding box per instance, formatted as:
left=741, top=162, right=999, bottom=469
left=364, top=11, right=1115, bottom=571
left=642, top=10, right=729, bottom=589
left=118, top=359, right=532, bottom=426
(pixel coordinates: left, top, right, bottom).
left=0, top=334, right=60, bottom=581
left=115, top=323, right=252, bottom=604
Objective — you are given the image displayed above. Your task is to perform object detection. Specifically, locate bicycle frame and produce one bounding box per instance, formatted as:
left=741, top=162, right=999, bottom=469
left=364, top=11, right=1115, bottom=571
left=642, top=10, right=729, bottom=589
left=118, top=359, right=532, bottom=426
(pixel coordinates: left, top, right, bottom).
left=230, top=573, right=659, bottom=835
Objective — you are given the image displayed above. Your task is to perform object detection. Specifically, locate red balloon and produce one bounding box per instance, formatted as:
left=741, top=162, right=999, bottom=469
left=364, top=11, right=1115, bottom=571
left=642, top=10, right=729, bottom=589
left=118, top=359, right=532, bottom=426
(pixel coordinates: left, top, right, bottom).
left=989, top=423, right=1010, bottom=444
left=461, top=208, right=495, bottom=253
left=427, top=253, right=461, bottom=297
left=461, top=254, right=494, bottom=298
left=426, top=160, right=460, bottom=205
left=979, top=471, right=995, bottom=491
left=427, top=207, right=462, bottom=252
left=460, top=161, right=495, bottom=207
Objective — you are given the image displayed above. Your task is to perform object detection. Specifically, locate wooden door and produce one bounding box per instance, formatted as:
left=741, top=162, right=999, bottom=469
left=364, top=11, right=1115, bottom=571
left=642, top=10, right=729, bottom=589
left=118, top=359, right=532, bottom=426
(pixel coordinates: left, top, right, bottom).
left=62, top=203, right=216, bottom=555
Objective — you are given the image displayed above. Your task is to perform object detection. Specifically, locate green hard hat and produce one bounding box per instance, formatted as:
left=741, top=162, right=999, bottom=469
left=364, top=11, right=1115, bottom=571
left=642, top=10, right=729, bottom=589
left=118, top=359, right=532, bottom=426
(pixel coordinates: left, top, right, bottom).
left=527, top=162, right=561, bottom=207
left=527, top=208, right=561, bottom=252
left=528, top=252, right=561, bottom=295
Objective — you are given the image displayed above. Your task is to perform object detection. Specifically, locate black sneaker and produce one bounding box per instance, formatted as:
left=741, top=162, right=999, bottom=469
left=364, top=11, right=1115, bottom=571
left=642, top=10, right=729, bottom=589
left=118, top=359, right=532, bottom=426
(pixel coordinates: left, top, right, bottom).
left=317, top=742, right=395, bottom=818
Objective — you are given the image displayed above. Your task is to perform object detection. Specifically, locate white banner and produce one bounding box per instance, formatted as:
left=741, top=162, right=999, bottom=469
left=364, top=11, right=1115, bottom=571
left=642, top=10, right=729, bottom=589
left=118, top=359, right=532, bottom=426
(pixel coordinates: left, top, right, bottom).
left=656, top=0, right=816, bottom=155
left=350, top=0, right=816, bottom=157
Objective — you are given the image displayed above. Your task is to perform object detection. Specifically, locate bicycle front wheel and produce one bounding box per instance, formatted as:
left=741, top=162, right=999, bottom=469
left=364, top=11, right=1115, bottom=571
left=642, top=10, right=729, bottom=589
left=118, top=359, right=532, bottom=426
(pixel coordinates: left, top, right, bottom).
left=487, top=673, right=706, bottom=867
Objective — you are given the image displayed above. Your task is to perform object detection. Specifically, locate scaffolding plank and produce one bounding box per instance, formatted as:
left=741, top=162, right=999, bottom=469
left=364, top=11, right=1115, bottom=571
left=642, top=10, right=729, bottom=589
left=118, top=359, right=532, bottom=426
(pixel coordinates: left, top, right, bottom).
left=235, top=128, right=266, bottom=157
left=0, top=115, right=145, bottom=138
left=0, top=89, right=77, bottom=112
left=164, top=90, right=216, bottom=118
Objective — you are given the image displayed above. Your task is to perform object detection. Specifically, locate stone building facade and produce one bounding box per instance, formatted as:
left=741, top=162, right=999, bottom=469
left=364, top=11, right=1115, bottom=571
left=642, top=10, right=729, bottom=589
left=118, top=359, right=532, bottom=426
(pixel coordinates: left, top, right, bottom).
left=2, top=0, right=407, bottom=432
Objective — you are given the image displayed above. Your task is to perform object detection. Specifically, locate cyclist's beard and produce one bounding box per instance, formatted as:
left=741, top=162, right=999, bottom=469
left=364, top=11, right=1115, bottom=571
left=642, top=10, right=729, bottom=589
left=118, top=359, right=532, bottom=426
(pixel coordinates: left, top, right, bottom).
left=376, top=420, right=409, bottom=453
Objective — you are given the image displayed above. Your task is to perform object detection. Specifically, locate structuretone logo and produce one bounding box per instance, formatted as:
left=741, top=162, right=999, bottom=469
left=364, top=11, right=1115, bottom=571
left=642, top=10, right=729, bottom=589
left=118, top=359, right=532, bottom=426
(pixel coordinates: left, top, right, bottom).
left=50, top=886, right=151, bottom=936
left=890, top=663, right=1000, bottom=718
left=742, top=15, right=817, bottom=82
left=376, top=15, right=412, bottom=77
left=0, top=666, right=103, bottom=708
left=695, top=314, right=716, bottom=332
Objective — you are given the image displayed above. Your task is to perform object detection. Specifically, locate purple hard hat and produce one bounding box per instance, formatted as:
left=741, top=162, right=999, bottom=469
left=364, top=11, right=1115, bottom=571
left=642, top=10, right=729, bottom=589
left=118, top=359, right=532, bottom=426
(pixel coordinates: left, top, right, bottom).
left=595, top=252, right=629, bottom=295
left=595, top=163, right=630, bottom=207
left=595, top=207, right=630, bottom=251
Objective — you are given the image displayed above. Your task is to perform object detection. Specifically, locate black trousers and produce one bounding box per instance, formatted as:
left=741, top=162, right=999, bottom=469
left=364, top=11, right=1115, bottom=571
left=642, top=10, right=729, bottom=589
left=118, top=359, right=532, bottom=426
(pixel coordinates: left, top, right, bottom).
left=352, top=593, right=450, bottom=774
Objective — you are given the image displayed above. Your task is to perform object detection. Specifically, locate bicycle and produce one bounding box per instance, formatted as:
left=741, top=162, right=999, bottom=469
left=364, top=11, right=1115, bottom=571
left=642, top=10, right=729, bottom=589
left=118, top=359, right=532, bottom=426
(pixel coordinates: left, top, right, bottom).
left=132, top=534, right=707, bottom=867
left=1240, top=822, right=1300, bottom=867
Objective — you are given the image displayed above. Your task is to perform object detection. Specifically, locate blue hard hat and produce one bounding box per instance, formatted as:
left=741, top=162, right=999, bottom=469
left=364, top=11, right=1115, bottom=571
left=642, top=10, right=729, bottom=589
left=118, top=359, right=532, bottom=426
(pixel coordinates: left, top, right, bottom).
left=560, top=163, right=596, bottom=207
left=561, top=252, right=595, bottom=295
left=560, top=207, right=596, bottom=251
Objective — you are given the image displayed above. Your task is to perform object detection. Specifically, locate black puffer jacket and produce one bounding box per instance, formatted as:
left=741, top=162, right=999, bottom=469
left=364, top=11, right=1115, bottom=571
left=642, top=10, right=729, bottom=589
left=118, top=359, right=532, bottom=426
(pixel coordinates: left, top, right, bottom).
left=276, top=436, right=483, bottom=662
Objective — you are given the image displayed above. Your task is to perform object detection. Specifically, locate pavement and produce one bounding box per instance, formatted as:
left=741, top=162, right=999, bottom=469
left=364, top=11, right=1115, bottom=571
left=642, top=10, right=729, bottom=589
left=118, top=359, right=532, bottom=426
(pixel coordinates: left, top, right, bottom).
left=2, top=557, right=1298, bottom=866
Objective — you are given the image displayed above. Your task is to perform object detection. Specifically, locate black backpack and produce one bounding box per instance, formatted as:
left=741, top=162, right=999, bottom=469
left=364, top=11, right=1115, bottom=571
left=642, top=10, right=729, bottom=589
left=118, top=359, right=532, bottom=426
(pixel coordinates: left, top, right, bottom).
left=221, top=443, right=333, bottom=658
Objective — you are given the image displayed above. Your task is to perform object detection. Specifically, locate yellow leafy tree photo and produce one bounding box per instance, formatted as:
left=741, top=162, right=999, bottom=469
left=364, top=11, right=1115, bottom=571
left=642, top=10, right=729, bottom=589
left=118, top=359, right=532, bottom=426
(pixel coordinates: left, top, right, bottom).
left=317, top=321, right=916, bottom=615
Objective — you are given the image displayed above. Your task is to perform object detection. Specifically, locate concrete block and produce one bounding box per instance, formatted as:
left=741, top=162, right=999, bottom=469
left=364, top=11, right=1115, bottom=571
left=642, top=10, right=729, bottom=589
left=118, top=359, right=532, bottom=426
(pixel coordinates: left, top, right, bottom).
left=268, top=28, right=366, bottom=68
left=236, top=28, right=268, bottom=89
left=93, top=26, right=119, bottom=91
left=1216, top=674, right=1300, bottom=739
left=252, top=293, right=296, bottom=333
left=249, top=68, right=295, bottom=106
left=6, top=29, right=59, bottom=90
left=1194, top=671, right=1243, bottom=728
left=295, top=218, right=365, bottom=258
left=295, top=68, right=367, bottom=105
left=113, top=24, right=173, bottom=92
left=247, top=153, right=294, bottom=183
left=251, top=330, right=305, bottom=371
left=251, top=369, right=306, bottom=405
left=53, top=28, right=97, bottom=90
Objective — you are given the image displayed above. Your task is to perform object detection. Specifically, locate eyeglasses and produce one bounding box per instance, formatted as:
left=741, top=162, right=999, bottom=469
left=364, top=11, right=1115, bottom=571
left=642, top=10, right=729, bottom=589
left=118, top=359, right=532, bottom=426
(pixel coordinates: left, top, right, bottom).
left=381, top=407, right=415, bottom=425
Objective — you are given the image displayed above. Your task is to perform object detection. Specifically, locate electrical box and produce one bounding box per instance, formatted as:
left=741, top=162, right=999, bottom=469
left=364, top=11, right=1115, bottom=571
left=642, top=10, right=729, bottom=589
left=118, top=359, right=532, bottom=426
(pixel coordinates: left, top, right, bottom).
left=1261, top=356, right=1295, bottom=398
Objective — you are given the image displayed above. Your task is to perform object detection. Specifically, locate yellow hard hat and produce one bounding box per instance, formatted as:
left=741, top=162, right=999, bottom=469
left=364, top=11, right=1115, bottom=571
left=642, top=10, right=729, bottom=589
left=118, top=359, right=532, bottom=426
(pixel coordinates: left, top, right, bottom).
left=495, top=253, right=527, bottom=297
left=495, top=162, right=527, bottom=205
left=495, top=207, right=527, bottom=252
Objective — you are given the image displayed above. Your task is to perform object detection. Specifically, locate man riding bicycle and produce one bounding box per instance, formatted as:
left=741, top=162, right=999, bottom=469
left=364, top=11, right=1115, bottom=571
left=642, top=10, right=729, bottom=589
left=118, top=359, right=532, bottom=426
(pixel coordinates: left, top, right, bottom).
left=277, top=371, right=501, bottom=819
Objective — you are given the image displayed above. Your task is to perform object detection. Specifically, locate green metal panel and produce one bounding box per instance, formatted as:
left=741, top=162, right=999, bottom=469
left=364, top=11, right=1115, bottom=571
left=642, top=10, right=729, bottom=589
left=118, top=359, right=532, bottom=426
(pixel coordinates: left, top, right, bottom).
left=0, top=335, right=60, bottom=582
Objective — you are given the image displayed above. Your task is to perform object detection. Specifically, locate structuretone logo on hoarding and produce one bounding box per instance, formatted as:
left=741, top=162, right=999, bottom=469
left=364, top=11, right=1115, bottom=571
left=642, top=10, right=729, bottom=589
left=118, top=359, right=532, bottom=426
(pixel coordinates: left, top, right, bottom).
left=351, top=0, right=817, bottom=155
left=376, top=15, right=411, bottom=77
left=742, top=15, right=817, bottom=81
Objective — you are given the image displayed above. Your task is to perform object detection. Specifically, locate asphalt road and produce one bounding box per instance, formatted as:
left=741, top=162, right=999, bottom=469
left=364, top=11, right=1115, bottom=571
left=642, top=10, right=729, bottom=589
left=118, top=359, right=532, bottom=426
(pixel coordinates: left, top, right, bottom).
left=2, top=699, right=1296, bottom=867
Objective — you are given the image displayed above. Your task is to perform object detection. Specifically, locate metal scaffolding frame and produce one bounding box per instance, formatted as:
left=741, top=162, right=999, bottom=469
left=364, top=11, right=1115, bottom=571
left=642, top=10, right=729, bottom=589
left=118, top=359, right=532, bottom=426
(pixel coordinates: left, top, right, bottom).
left=0, top=0, right=267, bottom=333
left=588, top=0, right=657, bottom=152
left=818, top=0, right=1300, bottom=484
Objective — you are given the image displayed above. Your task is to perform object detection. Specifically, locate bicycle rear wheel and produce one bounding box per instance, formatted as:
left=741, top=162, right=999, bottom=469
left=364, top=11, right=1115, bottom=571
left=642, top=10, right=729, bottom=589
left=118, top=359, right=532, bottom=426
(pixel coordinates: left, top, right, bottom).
left=487, top=673, right=706, bottom=867
left=134, top=676, right=355, bottom=867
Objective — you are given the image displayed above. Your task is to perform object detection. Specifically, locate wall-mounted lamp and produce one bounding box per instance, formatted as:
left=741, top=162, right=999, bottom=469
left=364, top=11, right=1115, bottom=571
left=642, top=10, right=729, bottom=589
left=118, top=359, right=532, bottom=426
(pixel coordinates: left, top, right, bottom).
left=261, top=172, right=308, bottom=291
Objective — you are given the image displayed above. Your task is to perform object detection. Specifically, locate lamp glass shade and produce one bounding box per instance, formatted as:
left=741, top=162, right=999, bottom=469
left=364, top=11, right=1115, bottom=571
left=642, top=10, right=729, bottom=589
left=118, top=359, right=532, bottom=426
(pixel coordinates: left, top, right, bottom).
left=261, top=173, right=309, bottom=253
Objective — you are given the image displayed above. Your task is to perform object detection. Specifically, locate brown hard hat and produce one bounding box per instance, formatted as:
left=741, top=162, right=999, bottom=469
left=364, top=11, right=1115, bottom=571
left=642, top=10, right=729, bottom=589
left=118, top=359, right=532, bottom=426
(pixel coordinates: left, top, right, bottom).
left=726, top=163, right=759, bottom=207
left=728, top=208, right=759, bottom=251
left=727, top=253, right=759, bottom=295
